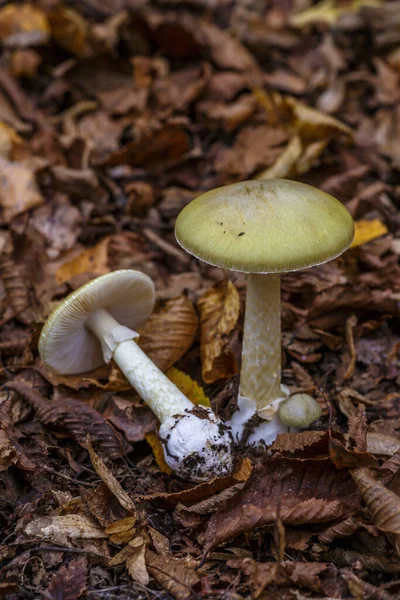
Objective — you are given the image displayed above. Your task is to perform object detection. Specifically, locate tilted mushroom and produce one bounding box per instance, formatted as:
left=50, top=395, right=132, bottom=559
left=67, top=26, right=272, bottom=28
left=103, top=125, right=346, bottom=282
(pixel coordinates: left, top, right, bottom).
left=39, top=270, right=233, bottom=481
left=175, top=179, right=354, bottom=446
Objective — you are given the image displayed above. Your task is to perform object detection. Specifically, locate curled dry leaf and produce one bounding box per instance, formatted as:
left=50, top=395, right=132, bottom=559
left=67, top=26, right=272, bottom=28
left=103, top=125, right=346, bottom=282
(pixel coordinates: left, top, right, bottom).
left=0, top=256, right=36, bottom=324
left=0, top=157, right=43, bottom=223
left=197, top=281, right=240, bottom=383
left=203, top=459, right=360, bottom=552
left=7, top=380, right=129, bottom=459
left=329, top=437, right=379, bottom=470
left=46, top=557, right=87, bottom=600
left=87, top=435, right=136, bottom=516
left=271, top=430, right=328, bottom=455
left=139, top=458, right=252, bottom=507
left=0, top=4, right=49, bottom=47
left=48, top=7, right=88, bottom=56
left=138, top=296, right=198, bottom=372
left=318, top=516, right=363, bottom=544
left=351, top=468, right=400, bottom=534
left=23, top=515, right=106, bottom=545
left=105, top=516, right=137, bottom=545
left=0, top=428, right=18, bottom=472
left=146, top=550, right=200, bottom=600
left=109, top=537, right=149, bottom=586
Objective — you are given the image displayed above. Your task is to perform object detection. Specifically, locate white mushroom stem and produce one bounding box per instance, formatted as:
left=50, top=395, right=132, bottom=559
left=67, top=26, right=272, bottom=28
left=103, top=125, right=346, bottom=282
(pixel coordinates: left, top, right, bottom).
left=240, top=274, right=282, bottom=407
left=86, top=308, right=233, bottom=481
left=229, top=274, right=289, bottom=445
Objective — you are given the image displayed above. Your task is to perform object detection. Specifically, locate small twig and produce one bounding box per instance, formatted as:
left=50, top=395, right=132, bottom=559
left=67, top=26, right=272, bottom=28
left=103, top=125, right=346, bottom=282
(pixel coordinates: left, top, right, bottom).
left=42, top=465, right=98, bottom=488
left=143, top=227, right=191, bottom=266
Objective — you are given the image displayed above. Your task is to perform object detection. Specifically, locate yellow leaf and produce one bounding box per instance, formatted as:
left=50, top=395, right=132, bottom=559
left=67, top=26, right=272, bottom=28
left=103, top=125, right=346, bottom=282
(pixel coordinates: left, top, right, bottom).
left=0, top=5, right=49, bottom=46
left=350, top=219, right=388, bottom=249
left=55, top=238, right=110, bottom=284
left=49, top=7, right=88, bottom=56
left=0, top=122, right=24, bottom=161
left=146, top=368, right=211, bottom=475
left=166, top=367, right=210, bottom=408
left=290, top=0, right=382, bottom=28
left=256, top=135, right=303, bottom=180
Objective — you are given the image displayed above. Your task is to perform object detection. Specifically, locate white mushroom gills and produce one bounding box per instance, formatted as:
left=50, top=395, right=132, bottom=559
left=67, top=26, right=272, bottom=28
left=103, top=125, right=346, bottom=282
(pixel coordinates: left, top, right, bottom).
left=86, top=308, right=233, bottom=481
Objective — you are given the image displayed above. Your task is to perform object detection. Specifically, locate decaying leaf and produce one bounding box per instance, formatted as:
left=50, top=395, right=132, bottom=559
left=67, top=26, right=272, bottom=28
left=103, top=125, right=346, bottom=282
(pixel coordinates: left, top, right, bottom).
left=351, top=468, right=400, bottom=534
left=87, top=436, right=136, bottom=516
left=138, top=296, right=198, bottom=372
left=0, top=428, right=18, bottom=472
left=203, top=459, right=360, bottom=552
left=0, top=157, right=43, bottom=223
left=0, top=4, right=49, bottom=47
left=22, top=515, right=106, bottom=545
left=7, top=380, right=129, bottom=459
left=55, top=238, right=110, bottom=284
left=197, top=281, right=240, bottom=383
left=146, top=550, right=200, bottom=600
left=46, top=557, right=87, bottom=600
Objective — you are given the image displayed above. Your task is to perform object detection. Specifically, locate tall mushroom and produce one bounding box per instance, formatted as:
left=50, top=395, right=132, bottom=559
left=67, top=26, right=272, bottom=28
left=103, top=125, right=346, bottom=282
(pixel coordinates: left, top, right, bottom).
left=175, top=179, right=354, bottom=445
left=39, top=270, right=233, bottom=481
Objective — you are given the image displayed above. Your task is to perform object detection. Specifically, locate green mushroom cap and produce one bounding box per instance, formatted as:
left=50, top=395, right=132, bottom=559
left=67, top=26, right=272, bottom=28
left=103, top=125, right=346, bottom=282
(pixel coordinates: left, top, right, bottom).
left=278, top=393, right=322, bottom=428
left=175, top=179, right=354, bottom=274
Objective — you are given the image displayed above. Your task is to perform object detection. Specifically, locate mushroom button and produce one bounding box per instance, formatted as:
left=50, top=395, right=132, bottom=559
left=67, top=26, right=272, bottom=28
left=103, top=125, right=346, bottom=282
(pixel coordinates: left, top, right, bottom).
left=39, top=270, right=233, bottom=482
left=175, top=179, right=354, bottom=446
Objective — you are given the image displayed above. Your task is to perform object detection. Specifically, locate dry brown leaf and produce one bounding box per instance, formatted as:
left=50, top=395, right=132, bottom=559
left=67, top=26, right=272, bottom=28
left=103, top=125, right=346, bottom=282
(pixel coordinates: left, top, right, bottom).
left=0, top=428, right=17, bottom=472
left=0, top=122, right=25, bottom=160
left=318, top=516, right=363, bottom=544
left=49, top=7, right=88, bottom=56
left=0, top=4, right=49, bottom=47
left=367, top=432, right=400, bottom=456
left=140, top=458, right=252, bottom=507
left=126, top=539, right=149, bottom=586
left=146, top=550, right=200, bottom=600
left=271, top=431, right=328, bottom=455
left=87, top=436, right=137, bottom=516
left=203, top=459, right=360, bottom=552
left=351, top=468, right=400, bottom=534
left=7, top=380, right=129, bottom=459
left=256, top=134, right=303, bottom=180
left=344, top=315, right=358, bottom=380
left=329, top=437, right=378, bottom=470
left=46, top=557, right=87, bottom=600
left=138, top=296, right=198, bottom=372
left=0, top=157, right=43, bottom=223
left=197, top=281, right=240, bottom=383
left=23, top=515, right=106, bottom=545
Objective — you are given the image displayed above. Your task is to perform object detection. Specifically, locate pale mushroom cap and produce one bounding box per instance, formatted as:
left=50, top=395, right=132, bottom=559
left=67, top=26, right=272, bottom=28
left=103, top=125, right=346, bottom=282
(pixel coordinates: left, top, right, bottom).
left=39, top=270, right=155, bottom=375
left=175, top=179, right=354, bottom=273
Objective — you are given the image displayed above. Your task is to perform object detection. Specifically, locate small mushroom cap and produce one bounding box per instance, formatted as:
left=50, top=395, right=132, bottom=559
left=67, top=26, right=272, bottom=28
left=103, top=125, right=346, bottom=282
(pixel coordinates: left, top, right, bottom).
left=278, top=393, right=322, bottom=428
left=39, top=270, right=155, bottom=375
left=175, top=179, right=354, bottom=273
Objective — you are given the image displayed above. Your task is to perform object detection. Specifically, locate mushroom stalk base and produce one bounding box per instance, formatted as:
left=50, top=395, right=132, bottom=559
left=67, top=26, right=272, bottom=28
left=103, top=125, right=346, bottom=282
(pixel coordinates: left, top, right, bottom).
left=240, top=273, right=282, bottom=409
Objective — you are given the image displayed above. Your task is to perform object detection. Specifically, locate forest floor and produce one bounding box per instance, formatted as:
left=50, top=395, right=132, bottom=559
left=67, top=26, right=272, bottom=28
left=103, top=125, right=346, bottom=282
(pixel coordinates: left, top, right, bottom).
left=0, top=1, right=400, bottom=599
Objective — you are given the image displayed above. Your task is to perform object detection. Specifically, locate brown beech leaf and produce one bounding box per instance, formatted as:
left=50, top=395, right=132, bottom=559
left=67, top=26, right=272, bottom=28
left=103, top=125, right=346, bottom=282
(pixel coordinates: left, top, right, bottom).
left=329, top=437, right=378, bottom=470
left=139, top=458, right=252, bottom=507
left=203, top=459, right=360, bottom=552
left=146, top=550, right=200, bottom=600
left=105, top=516, right=137, bottom=545
left=197, top=281, right=240, bottom=383
left=351, top=468, right=400, bottom=534
left=46, top=557, right=87, bottom=600
left=55, top=237, right=110, bottom=284
left=318, top=516, right=364, bottom=544
left=7, top=380, right=129, bottom=459
left=138, top=296, right=198, bottom=372
left=103, top=124, right=191, bottom=171
left=271, top=430, right=329, bottom=456
left=227, top=558, right=339, bottom=597
left=87, top=436, right=137, bottom=516
left=0, top=428, right=18, bottom=471
left=0, top=158, right=43, bottom=223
